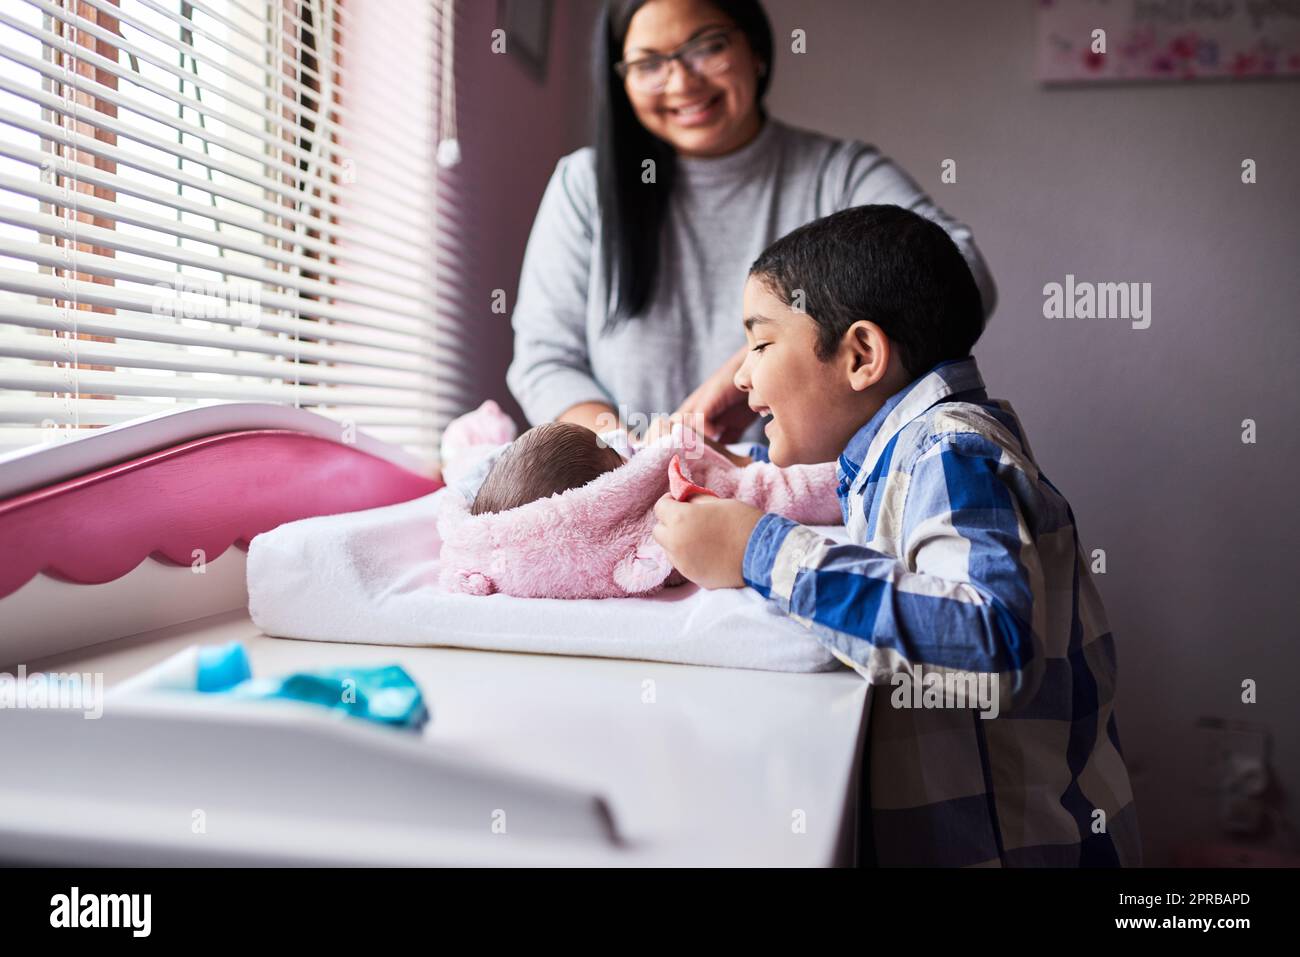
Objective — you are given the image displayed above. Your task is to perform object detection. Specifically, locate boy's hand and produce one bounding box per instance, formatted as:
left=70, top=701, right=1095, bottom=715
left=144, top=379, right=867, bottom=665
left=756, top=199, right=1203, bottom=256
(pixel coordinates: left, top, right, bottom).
left=651, top=494, right=765, bottom=589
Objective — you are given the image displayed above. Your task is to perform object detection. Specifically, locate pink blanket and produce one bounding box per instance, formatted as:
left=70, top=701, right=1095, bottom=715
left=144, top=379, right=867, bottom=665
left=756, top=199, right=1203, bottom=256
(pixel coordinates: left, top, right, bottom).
left=436, top=405, right=840, bottom=599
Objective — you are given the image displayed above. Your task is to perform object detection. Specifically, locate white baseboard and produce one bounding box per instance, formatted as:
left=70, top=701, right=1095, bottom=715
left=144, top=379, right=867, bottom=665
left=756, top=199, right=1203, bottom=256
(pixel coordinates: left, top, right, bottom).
left=0, top=549, right=248, bottom=669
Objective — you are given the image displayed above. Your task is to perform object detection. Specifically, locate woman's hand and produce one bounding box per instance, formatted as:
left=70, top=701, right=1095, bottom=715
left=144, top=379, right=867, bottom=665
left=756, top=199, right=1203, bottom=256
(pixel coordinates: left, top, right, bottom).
left=673, top=344, right=756, bottom=443
left=640, top=413, right=751, bottom=467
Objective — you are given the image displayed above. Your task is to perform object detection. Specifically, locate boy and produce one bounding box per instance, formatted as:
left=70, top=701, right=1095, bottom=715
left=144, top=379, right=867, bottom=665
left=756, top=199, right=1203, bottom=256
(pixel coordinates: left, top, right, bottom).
left=652, top=205, right=1141, bottom=867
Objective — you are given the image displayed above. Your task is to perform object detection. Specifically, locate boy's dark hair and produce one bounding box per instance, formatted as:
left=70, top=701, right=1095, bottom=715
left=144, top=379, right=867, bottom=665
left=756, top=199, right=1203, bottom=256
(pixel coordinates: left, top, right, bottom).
left=748, top=204, right=985, bottom=378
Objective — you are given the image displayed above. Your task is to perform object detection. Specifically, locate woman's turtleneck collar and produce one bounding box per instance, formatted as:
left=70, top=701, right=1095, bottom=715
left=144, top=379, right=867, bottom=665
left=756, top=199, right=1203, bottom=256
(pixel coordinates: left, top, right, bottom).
left=675, top=114, right=780, bottom=184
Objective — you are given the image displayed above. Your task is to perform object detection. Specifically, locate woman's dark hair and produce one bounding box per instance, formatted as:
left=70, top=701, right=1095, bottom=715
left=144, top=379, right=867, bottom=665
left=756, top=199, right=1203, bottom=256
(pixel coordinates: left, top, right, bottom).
left=749, top=205, right=986, bottom=379
left=593, top=0, right=774, bottom=328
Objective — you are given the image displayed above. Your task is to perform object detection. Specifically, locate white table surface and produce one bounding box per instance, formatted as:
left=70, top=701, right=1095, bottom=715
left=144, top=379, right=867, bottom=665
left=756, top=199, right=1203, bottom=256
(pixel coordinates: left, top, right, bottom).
left=5, top=608, right=871, bottom=866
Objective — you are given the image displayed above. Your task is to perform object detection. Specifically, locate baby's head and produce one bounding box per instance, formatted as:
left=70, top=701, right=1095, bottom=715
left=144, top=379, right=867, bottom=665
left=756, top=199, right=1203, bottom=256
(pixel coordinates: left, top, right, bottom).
left=736, top=203, right=986, bottom=467
left=471, top=421, right=626, bottom=515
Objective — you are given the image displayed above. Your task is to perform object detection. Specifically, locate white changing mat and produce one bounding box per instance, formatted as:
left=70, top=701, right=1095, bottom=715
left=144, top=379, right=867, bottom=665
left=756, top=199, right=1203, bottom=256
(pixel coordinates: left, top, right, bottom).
left=246, top=488, right=845, bottom=673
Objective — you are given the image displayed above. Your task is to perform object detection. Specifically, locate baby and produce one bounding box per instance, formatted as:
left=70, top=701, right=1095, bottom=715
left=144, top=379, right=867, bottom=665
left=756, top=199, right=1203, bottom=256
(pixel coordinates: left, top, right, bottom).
left=471, top=419, right=748, bottom=515
left=471, top=422, right=627, bottom=515
left=438, top=406, right=841, bottom=598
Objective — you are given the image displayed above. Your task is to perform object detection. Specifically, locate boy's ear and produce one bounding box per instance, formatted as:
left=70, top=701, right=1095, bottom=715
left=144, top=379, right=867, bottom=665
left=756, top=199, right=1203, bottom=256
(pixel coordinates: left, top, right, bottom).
left=842, top=320, right=891, bottom=392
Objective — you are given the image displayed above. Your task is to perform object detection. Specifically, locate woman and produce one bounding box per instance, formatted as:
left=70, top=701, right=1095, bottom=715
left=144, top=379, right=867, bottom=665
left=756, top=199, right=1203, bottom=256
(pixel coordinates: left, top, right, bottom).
left=506, top=0, right=996, bottom=447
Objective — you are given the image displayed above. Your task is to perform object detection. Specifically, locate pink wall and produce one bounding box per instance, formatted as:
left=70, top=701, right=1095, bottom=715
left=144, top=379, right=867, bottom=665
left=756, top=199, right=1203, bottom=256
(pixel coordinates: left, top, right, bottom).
left=464, top=1, right=1300, bottom=866
left=442, top=0, right=603, bottom=429
left=755, top=0, right=1300, bottom=867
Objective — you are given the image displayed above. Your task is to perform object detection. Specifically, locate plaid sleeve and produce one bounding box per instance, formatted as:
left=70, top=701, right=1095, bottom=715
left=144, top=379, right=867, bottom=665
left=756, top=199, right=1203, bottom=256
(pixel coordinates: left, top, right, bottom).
left=742, top=432, right=1044, bottom=705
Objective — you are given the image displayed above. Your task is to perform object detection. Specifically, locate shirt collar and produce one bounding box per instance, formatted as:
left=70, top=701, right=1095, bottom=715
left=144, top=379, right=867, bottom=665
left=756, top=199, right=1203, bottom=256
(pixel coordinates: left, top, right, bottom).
left=839, top=357, right=986, bottom=480
left=676, top=115, right=780, bottom=185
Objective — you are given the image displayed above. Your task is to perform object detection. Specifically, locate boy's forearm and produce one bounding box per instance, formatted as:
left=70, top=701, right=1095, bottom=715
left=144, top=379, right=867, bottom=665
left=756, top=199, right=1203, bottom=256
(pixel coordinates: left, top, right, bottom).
left=742, top=513, right=1041, bottom=701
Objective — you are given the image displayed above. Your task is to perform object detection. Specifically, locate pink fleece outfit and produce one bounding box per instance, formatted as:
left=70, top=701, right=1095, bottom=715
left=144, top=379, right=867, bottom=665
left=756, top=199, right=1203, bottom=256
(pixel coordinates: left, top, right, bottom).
left=436, top=402, right=840, bottom=599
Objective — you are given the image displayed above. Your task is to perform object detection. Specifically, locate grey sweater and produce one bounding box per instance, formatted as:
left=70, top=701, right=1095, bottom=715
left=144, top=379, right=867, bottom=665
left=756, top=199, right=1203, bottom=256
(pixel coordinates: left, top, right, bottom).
left=505, top=117, right=997, bottom=446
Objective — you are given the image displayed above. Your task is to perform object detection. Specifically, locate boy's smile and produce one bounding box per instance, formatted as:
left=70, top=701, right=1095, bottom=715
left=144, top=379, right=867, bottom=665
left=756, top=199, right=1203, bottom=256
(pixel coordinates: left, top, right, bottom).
left=734, top=275, right=907, bottom=467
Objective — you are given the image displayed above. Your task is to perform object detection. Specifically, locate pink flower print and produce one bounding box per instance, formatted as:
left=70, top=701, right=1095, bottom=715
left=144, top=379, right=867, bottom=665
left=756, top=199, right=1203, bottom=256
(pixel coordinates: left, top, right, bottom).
left=1171, top=34, right=1197, bottom=59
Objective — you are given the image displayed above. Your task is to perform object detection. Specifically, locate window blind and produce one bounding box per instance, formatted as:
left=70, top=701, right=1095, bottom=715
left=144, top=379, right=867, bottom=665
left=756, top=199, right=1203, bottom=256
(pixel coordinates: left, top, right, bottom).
left=0, top=0, right=466, bottom=466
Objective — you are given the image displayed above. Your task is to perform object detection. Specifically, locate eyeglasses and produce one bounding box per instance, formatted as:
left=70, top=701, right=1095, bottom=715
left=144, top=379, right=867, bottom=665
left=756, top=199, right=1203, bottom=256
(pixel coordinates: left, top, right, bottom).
left=615, top=27, right=740, bottom=94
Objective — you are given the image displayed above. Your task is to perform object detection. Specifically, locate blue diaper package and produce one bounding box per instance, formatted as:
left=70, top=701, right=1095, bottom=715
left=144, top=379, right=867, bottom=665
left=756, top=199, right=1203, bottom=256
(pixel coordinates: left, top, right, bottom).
left=224, top=663, right=430, bottom=731
left=119, top=642, right=430, bottom=731
left=195, top=641, right=254, bottom=691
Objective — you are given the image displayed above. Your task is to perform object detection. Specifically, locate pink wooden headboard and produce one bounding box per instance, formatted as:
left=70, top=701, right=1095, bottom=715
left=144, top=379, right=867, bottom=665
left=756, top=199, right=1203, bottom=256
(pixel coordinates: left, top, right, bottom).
left=0, top=407, right=443, bottom=600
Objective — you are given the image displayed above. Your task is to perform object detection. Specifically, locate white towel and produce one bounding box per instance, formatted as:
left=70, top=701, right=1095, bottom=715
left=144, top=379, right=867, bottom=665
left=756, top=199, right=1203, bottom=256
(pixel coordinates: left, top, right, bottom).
left=246, top=488, right=844, bottom=673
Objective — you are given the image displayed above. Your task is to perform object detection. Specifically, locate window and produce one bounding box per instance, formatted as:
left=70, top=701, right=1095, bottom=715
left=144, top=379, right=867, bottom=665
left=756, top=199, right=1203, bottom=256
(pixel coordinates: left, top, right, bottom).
left=0, top=0, right=463, bottom=465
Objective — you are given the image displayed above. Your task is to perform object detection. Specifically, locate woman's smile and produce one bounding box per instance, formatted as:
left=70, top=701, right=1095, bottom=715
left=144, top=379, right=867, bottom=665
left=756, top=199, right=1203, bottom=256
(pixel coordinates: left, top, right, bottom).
left=662, top=92, right=725, bottom=126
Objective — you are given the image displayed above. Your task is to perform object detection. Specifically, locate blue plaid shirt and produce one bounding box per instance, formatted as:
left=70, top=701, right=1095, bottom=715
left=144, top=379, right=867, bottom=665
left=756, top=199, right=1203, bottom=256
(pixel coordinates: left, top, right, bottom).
left=743, top=358, right=1141, bottom=867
